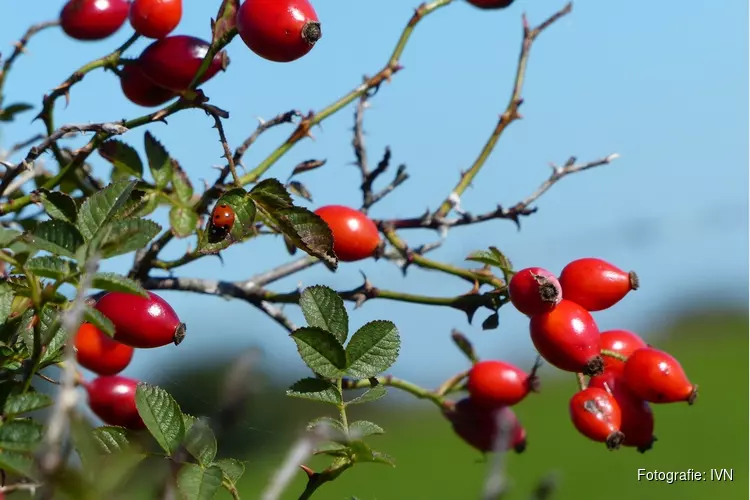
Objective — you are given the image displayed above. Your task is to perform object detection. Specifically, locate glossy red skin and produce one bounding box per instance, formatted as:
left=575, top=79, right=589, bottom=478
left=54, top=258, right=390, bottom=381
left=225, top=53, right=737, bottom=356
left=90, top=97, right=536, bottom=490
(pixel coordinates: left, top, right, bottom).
left=237, top=0, right=322, bottom=63
left=589, top=369, right=656, bottom=451
left=86, top=376, right=146, bottom=430
left=467, top=360, right=534, bottom=407
left=120, top=63, right=178, bottom=107
left=60, top=0, right=129, bottom=41
left=444, top=398, right=526, bottom=453
left=212, top=203, right=236, bottom=230
left=75, top=322, right=134, bottom=376
left=466, top=0, right=514, bottom=9
left=508, top=267, right=562, bottom=316
left=600, top=329, right=648, bottom=373
left=94, top=291, right=185, bottom=348
left=559, top=257, right=637, bottom=311
left=623, top=348, right=695, bottom=404
left=529, top=300, right=602, bottom=374
left=130, top=0, right=182, bottom=39
left=314, top=205, right=380, bottom=262
left=138, top=35, right=227, bottom=91
left=569, top=387, right=621, bottom=443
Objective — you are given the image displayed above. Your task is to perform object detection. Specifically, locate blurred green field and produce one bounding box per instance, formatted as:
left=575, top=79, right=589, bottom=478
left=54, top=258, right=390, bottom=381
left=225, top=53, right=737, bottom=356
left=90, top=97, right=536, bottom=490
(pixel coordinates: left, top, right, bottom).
left=230, top=311, right=748, bottom=500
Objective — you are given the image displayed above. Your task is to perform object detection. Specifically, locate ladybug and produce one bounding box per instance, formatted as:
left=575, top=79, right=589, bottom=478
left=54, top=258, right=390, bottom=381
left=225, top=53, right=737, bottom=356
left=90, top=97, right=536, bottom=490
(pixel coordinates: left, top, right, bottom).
left=211, top=203, right=235, bottom=230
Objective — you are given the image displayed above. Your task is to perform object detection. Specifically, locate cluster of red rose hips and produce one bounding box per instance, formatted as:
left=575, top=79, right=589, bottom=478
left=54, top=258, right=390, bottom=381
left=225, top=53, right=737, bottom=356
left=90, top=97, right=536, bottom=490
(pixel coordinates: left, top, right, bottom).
left=74, top=290, right=185, bottom=430
left=446, top=258, right=698, bottom=455
left=59, top=0, right=321, bottom=107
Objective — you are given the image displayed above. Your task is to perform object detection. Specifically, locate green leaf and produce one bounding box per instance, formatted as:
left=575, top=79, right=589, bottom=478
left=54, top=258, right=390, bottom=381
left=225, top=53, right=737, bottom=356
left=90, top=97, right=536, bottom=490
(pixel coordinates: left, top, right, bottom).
left=214, top=458, right=245, bottom=486
left=465, top=250, right=503, bottom=267
left=345, top=320, right=400, bottom=378
left=466, top=247, right=513, bottom=280
left=134, top=383, right=185, bottom=455
left=144, top=132, right=172, bottom=190
left=182, top=413, right=198, bottom=432
left=0, top=102, right=33, bottom=122
left=172, top=160, right=193, bottom=202
left=182, top=418, right=217, bottom=467
left=307, top=416, right=345, bottom=435
left=69, top=415, right=100, bottom=472
left=82, top=305, right=115, bottom=337
left=370, top=450, right=396, bottom=467
left=118, top=190, right=159, bottom=219
left=37, top=189, right=78, bottom=223
left=177, top=464, right=223, bottom=500
left=347, top=441, right=395, bottom=467
left=196, top=189, right=257, bottom=255
left=286, top=378, right=341, bottom=404
left=0, top=282, right=14, bottom=325
left=26, top=219, right=84, bottom=258
left=25, top=255, right=78, bottom=281
left=0, top=450, right=37, bottom=479
left=313, top=442, right=348, bottom=457
left=0, top=226, right=22, bottom=247
left=92, top=426, right=132, bottom=454
left=99, top=218, right=161, bottom=258
left=91, top=273, right=147, bottom=297
left=291, top=327, right=347, bottom=378
left=76, top=179, right=138, bottom=241
left=3, top=392, right=53, bottom=415
left=299, top=286, right=348, bottom=345
left=98, top=140, right=144, bottom=179
left=346, top=385, right=387, bottom=406
left=169, top=206, right=198, bottom=238
left=0, top=418, right=44, bottom=451
left=348, top=420, right=385, bottom=438
left=249, top=179, right=337, bottom=270
left=286, top=180, right=313, bottom=202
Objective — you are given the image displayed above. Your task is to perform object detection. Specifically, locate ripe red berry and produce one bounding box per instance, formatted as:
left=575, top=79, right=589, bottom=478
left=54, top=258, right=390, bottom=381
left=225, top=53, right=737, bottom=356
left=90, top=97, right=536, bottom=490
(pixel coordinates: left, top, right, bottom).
left=313, top=205, right=381, bottom=262
left=60, top=0, right=129, bottom=41
left=569, top=387, right=624, bottom=449
left=466, top=0, right=514, bottom=9
left=138, top=35, right=229, bottom=92
left=237, top=0, right=322, bottom=63
left=508, top=267, right=562, bottom=316
left=600, top=329, right=648, bottom=373
left=529, top=299, right=603, bottom=376
left=444, top=398, right=526, bottom=453
left=589, top=369, right=656, bottom=452
left=622, top=348, right=697, bottom=404
left=85, top=376, right=145, bottom=430
left=74, top=322, right=134, bottom=376
left=129, top=0, right=182, bottom=39
left=119, top=63, right=178, bottom=107
left=559, top=257, right=639, bottom=312
left=467, top=360, right=539, bottom=408
left=211, top=203, right=235, bottom=230
left=94, top=291, right=186, bottom=348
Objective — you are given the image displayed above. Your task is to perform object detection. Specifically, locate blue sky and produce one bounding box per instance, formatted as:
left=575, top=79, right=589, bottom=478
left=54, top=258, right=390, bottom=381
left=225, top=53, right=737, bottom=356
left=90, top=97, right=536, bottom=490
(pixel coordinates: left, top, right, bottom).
left=1, top=0, right=747, bottom=389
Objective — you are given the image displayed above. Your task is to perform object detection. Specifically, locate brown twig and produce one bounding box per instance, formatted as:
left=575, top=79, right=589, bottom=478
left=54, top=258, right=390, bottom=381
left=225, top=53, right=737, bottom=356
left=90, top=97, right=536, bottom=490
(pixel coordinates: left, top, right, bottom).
left=199, top=103, right=240, bottom=186
left=0, top=20, right=59, bottom=93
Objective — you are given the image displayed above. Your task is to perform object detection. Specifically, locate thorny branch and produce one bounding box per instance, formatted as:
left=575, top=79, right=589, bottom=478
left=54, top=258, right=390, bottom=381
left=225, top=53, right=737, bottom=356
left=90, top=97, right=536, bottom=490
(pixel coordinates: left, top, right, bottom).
left=0, top=20, right=59, bottom=93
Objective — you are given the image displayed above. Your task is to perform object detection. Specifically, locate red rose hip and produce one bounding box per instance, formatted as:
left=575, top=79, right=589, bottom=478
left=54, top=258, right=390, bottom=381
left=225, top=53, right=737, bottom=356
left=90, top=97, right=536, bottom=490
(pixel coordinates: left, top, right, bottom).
left=559, top=257, right=639, bottom=311
left=129, top=0, right=183, bottom=39
left=508, top=267, right=562, bottom=316
left=600, top=329, right=648, bottom=373
left=529, top=299, right=603, bottom=375
left=119, top=63, right=179, bottom=107
left=94, top=291, right=186, bottom=348
left=444, top=398, right=526, bottom=453
left=622, top=348, right=697, bottom=404
left=237, top=0, right=322, bottom=63
left=138, top=35, right=229, bottom=91
left=60, top=0, right=130, bottom=41
left=467, top=360, right=539, bottom=408
left=466, top=0, right=515, bottom=9
left=313, top=205, right=380, bottom=262
left=569, top=387, right=624, bottom=449
left=74, top=322, right=134, bottom=376
left=85, top=376, right=146, bottom=430
left=589, top=369, right=656, bottom=452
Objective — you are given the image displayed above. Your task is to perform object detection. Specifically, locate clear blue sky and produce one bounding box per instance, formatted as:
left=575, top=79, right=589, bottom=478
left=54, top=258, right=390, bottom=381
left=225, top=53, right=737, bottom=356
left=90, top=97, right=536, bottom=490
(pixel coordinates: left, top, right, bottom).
left=1, top=1, right=747, bottom=388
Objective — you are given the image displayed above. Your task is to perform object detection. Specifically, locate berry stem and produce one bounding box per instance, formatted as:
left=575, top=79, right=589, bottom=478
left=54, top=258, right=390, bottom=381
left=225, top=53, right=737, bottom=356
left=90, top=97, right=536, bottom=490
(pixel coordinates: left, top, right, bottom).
left=600, top=349, right=628, bottom=362
left=435, top=370, right=469, bottom=396
left=433, top=3, right=573, bottom=219
left=342, top=375, right=447, bottom=409
left=576, top=372, right=588, bottom=391
left=335, top=378, right=350, bottom=440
